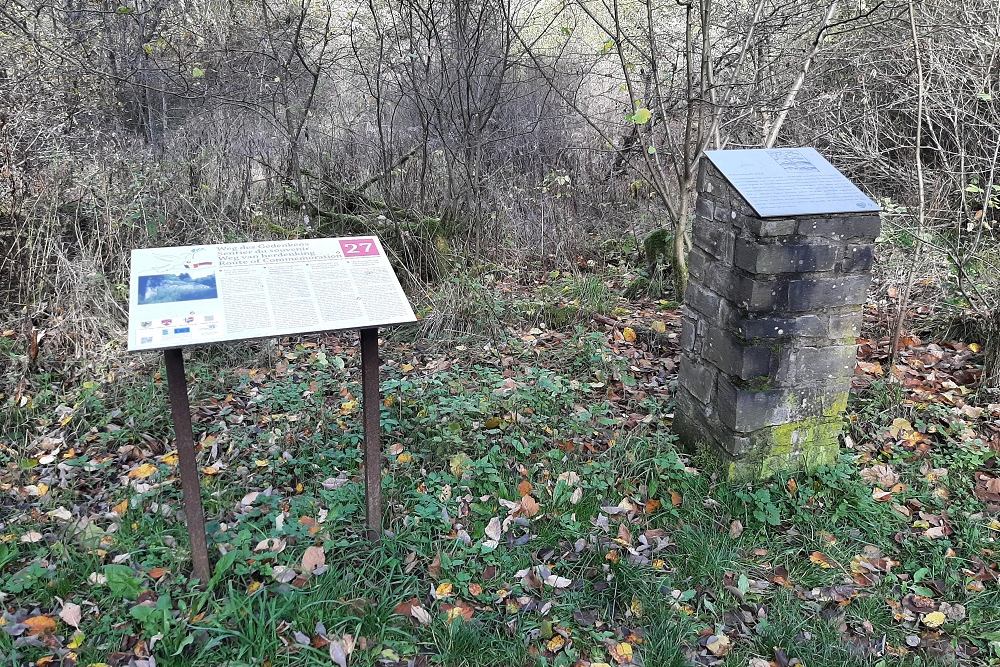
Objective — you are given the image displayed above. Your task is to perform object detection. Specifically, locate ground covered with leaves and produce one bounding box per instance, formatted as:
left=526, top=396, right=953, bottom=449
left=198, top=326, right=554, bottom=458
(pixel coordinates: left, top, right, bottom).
left=3, top=269, right=1000, bottom=667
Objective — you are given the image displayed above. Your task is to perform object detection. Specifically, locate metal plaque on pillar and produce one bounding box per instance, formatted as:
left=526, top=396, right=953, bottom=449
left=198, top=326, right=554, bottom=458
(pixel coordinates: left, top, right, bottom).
left=704, top=147, right=880, bottom=218
left=126, top=236, right=416, bottom=581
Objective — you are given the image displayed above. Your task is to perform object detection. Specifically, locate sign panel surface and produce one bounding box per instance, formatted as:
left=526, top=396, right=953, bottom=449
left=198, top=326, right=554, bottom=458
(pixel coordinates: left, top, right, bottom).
left=128, top=237, right=416, bottom=351
left=705, top=147, right=880, bottom=217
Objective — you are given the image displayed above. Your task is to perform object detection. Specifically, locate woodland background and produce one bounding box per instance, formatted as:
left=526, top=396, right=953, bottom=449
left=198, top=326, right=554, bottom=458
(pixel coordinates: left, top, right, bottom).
left=1, top=0, right=998, bottom=373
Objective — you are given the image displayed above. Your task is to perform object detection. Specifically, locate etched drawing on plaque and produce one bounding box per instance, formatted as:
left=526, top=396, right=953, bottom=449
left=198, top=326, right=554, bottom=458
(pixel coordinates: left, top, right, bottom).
left=704, top=147, right=880, bottom=218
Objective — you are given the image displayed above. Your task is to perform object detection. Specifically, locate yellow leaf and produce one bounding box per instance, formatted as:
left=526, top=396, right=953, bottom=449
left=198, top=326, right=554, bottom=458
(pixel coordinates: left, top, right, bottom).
left=546, top=635, right=566, bottom=652
left=435, top=582, right=454, bottom=598
left=652, top=559, right=665, bottom=570
left=650, top=320, right=666, bottom=334
left=111, top=500, right=129, bottom=516
left=255, top=459, right=269, bottom=467
left=630, top=595, right=643, bottom=617
left=127, top=463, right=157, bottom=479
left=161, top=452, right=178, bottom=466
left=340, top=400, right=357, bottom=414
left=397, top=452, right=413, bottom=464
left=68, top=630, right=85, bottom=649
left=36, top=483, right=49, bottom=496
left=201, top=466, right=219, bottom=475
left=401, top=363, right=415, bottom=373
left=611, top=641, right=633, bottom=664
left=922, top=611, right=946, bottom=628
left=247, top=580, right=263, bottom=595
left=969, top=343, right=981, bottom=353
left=889, top=418, right=913, bottom=438
left=622, top=327, right=637, bottom=343
left=809, top=551, right=837, bottom=569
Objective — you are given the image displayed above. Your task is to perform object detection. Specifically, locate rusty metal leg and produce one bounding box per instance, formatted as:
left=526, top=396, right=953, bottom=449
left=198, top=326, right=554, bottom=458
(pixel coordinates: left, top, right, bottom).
left=360, top=327, right=383, bottom=541
left=163, top=348, right=212, bottom=583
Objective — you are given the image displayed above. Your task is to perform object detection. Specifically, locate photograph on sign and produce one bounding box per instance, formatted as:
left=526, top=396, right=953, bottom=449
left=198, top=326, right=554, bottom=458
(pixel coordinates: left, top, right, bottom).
left=127, top=237, right=416, bottom=351
left=704, top=147, right=880, bottom=218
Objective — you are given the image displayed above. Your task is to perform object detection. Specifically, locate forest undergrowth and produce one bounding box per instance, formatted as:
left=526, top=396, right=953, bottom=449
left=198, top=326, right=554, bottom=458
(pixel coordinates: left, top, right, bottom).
left=2, top=257, right=1000, bottom=667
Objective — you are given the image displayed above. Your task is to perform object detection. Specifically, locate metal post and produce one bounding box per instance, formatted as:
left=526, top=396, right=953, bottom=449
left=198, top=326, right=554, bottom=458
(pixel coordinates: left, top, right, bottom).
left=360, top=327, right=383, bottom=541
left=163, top=348, right=212, bottom=583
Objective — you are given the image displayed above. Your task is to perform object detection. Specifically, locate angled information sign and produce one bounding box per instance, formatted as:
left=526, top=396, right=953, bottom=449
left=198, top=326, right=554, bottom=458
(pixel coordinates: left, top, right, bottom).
left=705, top=147, right=880, bottom=218
left=128, top=237, right=415, bottom=351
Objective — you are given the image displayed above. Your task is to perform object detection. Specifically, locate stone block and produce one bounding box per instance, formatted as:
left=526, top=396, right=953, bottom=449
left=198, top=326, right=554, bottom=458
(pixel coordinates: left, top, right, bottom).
left=687, top=247, right=709, bottom=280
left=679, top=313, right=697, bottom=352
left=702, top=266, right=787, bottom=313
left=728, top=308, right=827, bottom=340
left=797, top=213, right=881, bottom=242
left=693, top=220, right=735, bottom=262
left=787, top=274, right=871, bottom=311
left=774, top=344, right=858, bottom=386
left=827, top=309, right=864, bottom=340
left=684, top=281, right=723, bottom=320
left=745, top=217, right=798, bottom=237
left=839, top=244, right=875, bottom=273
left=734, top=238, right=840, bottom=274
left=715, top=376, right=849, bottom=434
left=678, top=354, right=717, bottom=403
left=704, top=328, right=774, bottom=380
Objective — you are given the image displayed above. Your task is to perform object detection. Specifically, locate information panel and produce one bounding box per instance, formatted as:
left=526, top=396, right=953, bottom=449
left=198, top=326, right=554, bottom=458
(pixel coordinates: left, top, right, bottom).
left=705, top=147, right=880, bottom=218
left=127, top=237, right=416, bottom=351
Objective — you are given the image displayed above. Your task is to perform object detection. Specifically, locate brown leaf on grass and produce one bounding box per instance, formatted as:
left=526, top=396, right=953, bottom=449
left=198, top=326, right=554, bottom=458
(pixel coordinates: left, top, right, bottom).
left=24, top=615, right=57, bottom=636
left=429, top=553, right=442, bottom=578
left=729, top=520, right=744, bottom=539
left=669, top=489, right=682, bottom=507
left=517, top=480, right=533, bottom=496
left=520, top=495, right=540, bottom=517
left=301, top=545, right=326, bottom=575
left=442, top=600, right=474, bottom=621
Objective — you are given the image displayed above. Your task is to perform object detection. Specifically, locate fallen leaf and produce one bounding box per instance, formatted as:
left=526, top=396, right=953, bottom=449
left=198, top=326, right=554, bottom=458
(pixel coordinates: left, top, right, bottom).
left=706, top=633, right=732, bottom=657
left=410, top=605, right=432, bottom=625
left=622, top=327, right=637, bottom=343
left=301, top=545, right=326, bottom=575
left=922, top=611, right=946, bottom=628
left=435, top=582, right=454, bottom=599
left=520, top=495, right=540, bottom=517
left=24, top=616, right=57, bottom=636
left=809, top=551, right=838, bottom=569
left=517, top=480, right=533, bottom=496
left=127, top=463, right=157, bottom=479
left=610, top=641, right=633, bottom=664
left=59, top=603, right=82, bottom=629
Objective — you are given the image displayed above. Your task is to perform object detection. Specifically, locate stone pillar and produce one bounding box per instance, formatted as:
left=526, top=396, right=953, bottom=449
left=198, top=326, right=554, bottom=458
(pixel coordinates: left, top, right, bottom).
left=674, top=156, right=881, bottom=479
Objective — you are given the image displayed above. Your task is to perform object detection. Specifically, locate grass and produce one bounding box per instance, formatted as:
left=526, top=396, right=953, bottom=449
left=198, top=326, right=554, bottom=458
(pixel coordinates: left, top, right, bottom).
left=2, top=277, right=999, bottom=666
